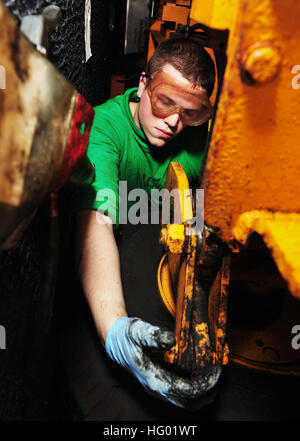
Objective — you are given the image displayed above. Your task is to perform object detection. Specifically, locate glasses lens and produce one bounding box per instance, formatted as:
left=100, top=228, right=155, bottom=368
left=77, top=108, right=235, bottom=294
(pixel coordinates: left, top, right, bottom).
left=152, top=92, right=177, bottom=113
left=181, top=106, right=211, bottom=126
left=148, top=77, right=212, bottom=126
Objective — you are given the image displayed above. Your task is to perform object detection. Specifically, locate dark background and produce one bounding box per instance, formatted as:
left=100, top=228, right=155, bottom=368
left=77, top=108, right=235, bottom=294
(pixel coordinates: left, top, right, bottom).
left=0, top=0, right=112, bottom=420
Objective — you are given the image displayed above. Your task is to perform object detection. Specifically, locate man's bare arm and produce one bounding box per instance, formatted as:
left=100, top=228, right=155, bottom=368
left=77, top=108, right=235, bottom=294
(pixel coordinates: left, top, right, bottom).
left=75, top=209, right=127, bottom=343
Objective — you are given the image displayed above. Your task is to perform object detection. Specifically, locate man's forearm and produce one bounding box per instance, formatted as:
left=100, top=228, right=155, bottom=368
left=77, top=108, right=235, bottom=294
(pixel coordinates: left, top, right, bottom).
left=75, top=210, right=127, bottom=343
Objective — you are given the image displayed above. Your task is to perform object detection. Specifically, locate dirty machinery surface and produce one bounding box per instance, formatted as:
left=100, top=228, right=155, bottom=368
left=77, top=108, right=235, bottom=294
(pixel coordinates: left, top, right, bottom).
left=152, top=0, right=300, bottom=404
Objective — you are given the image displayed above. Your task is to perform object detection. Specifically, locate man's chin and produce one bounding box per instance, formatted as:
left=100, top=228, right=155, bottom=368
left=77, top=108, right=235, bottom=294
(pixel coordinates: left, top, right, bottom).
left=148, top=134, right=173, bottom=148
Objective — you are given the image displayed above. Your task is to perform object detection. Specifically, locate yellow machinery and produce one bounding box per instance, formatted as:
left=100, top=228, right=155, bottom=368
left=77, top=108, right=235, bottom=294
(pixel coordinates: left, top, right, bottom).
left=155, top=0, right=300, bottom=375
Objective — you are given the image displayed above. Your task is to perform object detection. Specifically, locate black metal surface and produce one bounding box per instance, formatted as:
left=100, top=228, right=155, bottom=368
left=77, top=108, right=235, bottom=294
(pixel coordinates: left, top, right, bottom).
left=5, top=0, right=111, bottom=106
left=0, top=0, right=110, bottom=420
left=0, top=210, right=57, bottom=420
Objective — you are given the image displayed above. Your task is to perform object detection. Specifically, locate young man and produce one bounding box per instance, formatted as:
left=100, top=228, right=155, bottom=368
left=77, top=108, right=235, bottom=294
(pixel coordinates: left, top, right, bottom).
left=73, top=38, right=221, bottom=412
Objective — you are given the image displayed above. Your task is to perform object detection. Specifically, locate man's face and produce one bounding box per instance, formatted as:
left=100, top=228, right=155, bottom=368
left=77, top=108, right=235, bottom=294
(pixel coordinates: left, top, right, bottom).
left=133, top=63, right=210, bottom=147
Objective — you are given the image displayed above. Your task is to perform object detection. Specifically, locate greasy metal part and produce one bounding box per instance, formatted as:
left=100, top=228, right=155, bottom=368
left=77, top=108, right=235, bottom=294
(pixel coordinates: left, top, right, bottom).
left=189, top=231, right=213, bottom=369
left=158, top=162, right=230, bottom=375
left=167, top=227, right=198, bottom=372
left=200, top=228, right=230, bottom=365
left=0, top=2, right=93, bottom=249
left=207, top=255, right=230, bottom=365
left=159, top=224, right=185, bottom=253
left=159, top=228, right=230, bottom=372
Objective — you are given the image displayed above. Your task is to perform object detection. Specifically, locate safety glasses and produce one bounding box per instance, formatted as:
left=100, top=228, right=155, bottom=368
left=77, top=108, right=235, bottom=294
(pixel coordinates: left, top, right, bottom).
left=147, top=71, right=212, bottom=126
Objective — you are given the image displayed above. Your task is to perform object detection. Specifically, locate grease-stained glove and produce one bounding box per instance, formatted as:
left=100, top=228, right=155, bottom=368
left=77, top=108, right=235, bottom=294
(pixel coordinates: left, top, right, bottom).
left=105, top=317, right=221, bottom=408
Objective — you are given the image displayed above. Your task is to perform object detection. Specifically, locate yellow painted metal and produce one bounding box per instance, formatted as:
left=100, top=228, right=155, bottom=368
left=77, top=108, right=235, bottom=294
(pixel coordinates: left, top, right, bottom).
left=195, top=0, right=300, bottom=300
left=157, top=252, right=176, bottom=317
left=160, top=224, right=185, bottom=254
left=233, top=211, right=300, bottom=299
left=190, top=0, right=240, bottom=31
left=163, top=162, right=194, bottom=224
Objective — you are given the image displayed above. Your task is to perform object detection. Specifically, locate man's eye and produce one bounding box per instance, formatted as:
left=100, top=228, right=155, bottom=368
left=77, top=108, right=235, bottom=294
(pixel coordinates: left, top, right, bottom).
left=157, top=95, right=173, bottom=106
left=184, top=109, right=198, bottom=118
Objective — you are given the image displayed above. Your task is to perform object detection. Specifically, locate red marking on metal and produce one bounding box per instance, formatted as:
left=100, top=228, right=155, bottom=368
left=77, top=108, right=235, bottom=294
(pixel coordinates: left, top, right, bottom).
left=54, top=93, right=94, bottom=189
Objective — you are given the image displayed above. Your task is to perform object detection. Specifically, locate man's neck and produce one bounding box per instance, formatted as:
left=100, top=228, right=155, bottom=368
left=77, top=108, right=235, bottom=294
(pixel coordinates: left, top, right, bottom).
left=129, top=101, right=140, bottom=128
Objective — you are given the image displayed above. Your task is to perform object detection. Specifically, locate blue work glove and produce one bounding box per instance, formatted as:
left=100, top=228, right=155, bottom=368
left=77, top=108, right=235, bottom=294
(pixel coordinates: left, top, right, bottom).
left=105, top=317, right=221, bottom=408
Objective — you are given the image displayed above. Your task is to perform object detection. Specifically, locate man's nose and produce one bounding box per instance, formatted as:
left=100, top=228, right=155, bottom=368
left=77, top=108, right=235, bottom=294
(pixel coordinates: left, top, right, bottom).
left=164, top=111, right=181, bottom=128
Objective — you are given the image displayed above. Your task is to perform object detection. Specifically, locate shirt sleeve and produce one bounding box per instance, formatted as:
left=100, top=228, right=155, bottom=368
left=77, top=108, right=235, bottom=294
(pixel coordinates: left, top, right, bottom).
left=70, top=109, right=121, bottom=229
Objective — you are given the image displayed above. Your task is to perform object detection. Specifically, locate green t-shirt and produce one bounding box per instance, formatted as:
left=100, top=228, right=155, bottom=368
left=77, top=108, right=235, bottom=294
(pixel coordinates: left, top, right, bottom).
left=72, top=88, right=208, bottom=228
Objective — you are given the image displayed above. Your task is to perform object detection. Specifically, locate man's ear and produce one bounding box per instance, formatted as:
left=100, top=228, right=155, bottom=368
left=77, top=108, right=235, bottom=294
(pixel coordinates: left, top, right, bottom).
left=137, top=72, right=147, bottom=98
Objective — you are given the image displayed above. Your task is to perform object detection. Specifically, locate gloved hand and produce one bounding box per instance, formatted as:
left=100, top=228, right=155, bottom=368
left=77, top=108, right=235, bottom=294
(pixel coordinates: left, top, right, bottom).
left=105, top=317, right=221, bottom=408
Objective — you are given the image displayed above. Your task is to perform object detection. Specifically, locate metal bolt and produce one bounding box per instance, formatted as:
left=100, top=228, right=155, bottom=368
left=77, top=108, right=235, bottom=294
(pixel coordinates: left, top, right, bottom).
left=241, top=42, right=282, bottom=85
left=42, top=5, right=61, bottom=31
